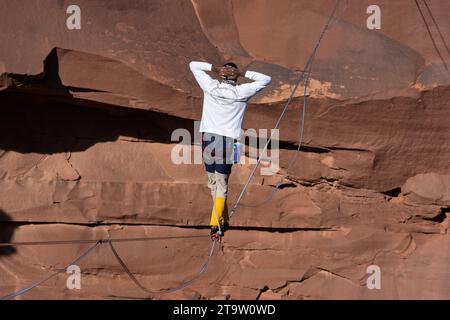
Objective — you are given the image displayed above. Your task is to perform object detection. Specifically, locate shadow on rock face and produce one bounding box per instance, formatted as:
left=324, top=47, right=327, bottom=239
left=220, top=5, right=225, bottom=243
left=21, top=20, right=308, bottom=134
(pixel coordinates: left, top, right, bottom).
left=0, top=47, right=197, bottom=156
left=0, top=89, right=196, bottom=155
left=0, top=209, right=16, bottom=256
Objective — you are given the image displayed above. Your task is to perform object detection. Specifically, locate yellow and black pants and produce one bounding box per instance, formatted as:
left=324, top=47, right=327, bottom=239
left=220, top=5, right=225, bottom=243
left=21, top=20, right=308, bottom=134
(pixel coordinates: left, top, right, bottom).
left=202, top=132, right=234, bottom=227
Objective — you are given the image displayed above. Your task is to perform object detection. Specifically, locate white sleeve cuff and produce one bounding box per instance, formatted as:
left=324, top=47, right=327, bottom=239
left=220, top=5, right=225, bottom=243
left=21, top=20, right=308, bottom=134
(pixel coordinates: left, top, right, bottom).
left=245, top=70, right=264, bottom=79
left=189, top=61, right=212, bottom=71
left=199, top=62, right=212, bottom=71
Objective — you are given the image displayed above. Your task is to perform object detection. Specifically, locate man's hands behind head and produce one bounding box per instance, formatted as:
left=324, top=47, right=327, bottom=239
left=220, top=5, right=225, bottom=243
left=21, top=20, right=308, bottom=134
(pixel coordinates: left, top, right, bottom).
left=214, top=65, right=241, bottom=80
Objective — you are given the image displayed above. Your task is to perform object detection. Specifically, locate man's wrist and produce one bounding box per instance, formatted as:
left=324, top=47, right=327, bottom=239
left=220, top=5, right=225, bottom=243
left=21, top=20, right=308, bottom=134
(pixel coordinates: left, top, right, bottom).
left=211, top=65, right=220, bottom=73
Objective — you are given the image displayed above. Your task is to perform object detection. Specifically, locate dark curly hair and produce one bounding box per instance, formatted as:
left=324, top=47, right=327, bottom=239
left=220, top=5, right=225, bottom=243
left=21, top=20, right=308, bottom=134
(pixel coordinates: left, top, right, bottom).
left=223, top=62, right=238, bottom=69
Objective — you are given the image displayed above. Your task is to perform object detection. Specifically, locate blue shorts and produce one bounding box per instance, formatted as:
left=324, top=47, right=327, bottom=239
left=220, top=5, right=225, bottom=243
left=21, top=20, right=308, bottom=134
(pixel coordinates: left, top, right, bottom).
left=202, top=132, right=234, bottom=175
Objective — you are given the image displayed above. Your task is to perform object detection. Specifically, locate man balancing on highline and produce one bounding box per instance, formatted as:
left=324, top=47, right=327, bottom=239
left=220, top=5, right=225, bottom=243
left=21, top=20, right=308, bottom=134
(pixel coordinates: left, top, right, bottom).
left=189, top=60, right=271, bottom=240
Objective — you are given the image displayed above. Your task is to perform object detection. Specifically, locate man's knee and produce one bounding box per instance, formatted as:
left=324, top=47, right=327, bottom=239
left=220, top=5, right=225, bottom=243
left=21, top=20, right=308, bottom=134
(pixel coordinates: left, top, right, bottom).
left=207, top=171, right=216, bottom=184
left=207, top=171, right=217, bottom=197
left=215, top=171, right=229, bottom=198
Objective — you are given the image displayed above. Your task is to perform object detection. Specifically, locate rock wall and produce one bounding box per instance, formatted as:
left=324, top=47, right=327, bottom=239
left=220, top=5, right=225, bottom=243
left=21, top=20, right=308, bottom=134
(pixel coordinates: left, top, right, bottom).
left=0, top=0, right=449, bottom=299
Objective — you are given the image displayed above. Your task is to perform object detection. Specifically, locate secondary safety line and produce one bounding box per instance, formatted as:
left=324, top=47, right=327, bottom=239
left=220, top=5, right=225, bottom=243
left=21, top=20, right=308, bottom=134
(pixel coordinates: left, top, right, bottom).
left=229, top=0, right=342, bottom=217
left=414, top=0, right=449, bottom=71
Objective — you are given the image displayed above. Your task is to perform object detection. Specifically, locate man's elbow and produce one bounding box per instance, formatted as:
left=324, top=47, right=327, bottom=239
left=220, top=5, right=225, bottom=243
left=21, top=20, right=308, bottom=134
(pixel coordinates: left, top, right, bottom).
left=189, top=61, right=212, bottom=74
left=261, top=75, right=272, bottom=87
left=189, top=61, right=198, bottom=71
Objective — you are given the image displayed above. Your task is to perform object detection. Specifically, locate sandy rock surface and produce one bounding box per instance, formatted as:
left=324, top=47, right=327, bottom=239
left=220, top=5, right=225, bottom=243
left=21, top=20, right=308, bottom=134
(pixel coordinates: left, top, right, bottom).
left=1, top=0, right=449, bottom=299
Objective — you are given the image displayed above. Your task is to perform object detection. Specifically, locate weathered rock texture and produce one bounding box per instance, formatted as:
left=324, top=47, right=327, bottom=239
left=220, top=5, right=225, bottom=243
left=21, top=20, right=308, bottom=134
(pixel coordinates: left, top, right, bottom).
left=0, top=0, right=449, bottom=299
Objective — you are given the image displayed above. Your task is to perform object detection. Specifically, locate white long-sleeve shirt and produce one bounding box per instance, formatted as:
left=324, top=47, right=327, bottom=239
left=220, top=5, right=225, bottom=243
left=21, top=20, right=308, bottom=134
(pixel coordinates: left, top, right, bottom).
left=190, top=61, right=271, bottom=139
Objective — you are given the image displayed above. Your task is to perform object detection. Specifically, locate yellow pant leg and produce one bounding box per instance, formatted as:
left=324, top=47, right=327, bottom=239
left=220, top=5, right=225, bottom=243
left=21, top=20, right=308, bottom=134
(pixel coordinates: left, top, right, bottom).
left=210, top=197, right=229, bottom=226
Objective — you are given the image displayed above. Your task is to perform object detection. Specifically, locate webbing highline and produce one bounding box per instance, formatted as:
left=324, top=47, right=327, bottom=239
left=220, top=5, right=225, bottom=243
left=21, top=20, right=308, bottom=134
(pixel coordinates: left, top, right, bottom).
left=0, top=241, right=102, bottom=300
left=0, top=234, right=209, bottom=247
left=0, top=235, right=215, bottom=300
left=229, top=0, right=342, bottom=217
left=108, top=239, right=217, bottom=295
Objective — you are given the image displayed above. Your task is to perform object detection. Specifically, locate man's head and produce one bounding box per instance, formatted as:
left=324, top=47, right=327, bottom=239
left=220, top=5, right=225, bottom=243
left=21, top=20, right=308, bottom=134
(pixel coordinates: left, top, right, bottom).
left=220, top=62, right=239, bottom=82
left=223, top=62, right=238, bottom=69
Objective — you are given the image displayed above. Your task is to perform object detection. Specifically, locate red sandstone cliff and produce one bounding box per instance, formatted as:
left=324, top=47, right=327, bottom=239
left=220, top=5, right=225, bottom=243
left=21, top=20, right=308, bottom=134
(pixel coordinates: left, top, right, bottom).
left=0, top=0, right=449, bottom=299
